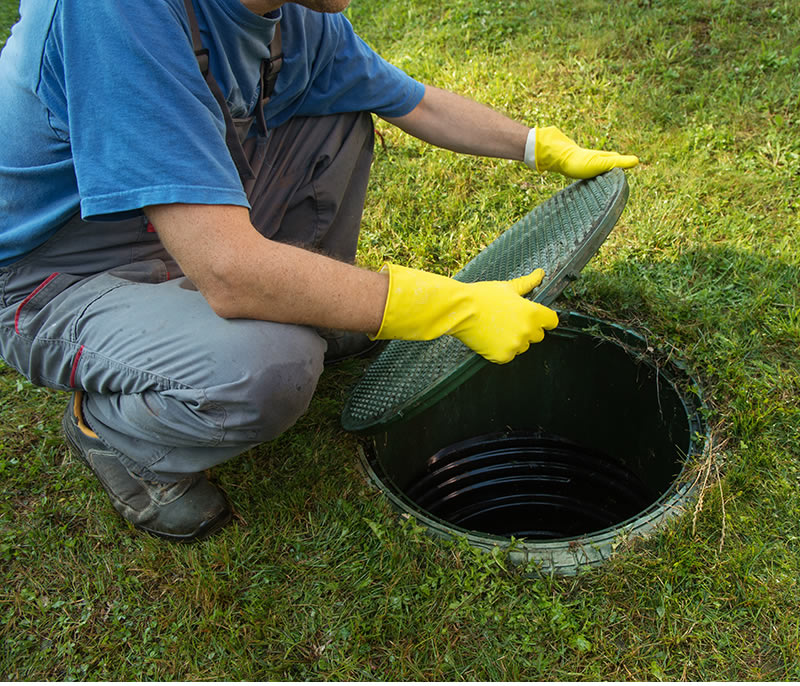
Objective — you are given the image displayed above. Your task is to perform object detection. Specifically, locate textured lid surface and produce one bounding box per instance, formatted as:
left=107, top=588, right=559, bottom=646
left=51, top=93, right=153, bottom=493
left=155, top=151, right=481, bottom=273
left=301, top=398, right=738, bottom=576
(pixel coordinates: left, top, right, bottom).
left=341, top=168, right=629, bottom=433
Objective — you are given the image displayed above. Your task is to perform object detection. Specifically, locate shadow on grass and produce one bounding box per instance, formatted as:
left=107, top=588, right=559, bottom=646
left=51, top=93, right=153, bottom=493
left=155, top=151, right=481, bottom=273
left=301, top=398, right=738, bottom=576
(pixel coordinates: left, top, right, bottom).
left=563, top=243, right=800, bottom=443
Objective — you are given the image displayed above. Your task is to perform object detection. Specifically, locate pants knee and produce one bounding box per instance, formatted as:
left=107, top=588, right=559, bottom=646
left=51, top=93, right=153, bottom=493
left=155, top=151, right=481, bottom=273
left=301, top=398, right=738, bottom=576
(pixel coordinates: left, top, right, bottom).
left=210, top=325, right=326, bottom=444
left=248, top=356, right=323, bottom=441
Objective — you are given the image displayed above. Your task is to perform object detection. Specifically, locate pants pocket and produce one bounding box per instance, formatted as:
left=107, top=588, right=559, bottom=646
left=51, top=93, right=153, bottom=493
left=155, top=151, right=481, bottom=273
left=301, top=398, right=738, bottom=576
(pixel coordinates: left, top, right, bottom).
left=12, top=272, right=84, bottom=338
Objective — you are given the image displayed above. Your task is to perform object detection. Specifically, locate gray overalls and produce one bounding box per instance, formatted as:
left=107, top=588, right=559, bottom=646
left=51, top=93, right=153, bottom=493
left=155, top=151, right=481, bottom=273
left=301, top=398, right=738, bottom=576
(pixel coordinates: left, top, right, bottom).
left=0, top=2, right=375, bottom=482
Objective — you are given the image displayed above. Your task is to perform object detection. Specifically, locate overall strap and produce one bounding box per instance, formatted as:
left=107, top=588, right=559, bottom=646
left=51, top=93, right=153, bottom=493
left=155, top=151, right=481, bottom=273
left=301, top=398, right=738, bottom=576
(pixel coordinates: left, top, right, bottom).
left=255, top=21, right=283, bottom=136
left=182, top=0, right=283, bottom=181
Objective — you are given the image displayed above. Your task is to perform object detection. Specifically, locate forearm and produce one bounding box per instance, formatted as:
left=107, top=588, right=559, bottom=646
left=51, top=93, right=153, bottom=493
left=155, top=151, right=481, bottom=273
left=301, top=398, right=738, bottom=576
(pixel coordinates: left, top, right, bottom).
left=383, top=84, right=639, bottom=179
left=145, top=203, right=388, bottom=333
left=382, top=84, right=529, bottom=161
left=145, top=202, right=558, bottom=365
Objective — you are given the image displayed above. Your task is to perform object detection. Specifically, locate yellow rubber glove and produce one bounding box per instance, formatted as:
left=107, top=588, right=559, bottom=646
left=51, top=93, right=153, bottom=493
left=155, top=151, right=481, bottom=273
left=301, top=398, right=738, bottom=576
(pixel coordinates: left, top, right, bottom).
left=371, top=264, right=559, bottom=364
left=525, top=126, right=639, bottom=179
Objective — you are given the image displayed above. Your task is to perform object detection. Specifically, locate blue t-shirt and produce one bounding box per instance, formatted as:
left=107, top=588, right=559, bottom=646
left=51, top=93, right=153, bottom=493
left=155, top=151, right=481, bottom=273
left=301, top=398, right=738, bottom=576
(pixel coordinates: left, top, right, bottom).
left=0, top=0, right=425, bottom=265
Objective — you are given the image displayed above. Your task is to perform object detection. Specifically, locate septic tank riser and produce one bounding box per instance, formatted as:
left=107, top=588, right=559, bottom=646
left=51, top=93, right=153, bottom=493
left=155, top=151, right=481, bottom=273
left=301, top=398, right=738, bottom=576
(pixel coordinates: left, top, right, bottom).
left=362, top=312, right=707, bottom=576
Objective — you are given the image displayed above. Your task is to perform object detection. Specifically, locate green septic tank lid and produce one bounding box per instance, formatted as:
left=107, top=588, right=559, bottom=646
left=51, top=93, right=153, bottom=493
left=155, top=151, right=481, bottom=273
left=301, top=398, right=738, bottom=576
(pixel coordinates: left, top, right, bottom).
left=341, top=168, right=630, bottom=433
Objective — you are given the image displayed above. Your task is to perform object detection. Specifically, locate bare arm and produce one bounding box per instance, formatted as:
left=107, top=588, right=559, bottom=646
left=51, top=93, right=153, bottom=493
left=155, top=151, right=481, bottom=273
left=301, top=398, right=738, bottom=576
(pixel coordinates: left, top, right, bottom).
left=383, top=84, right=639, bottom=178
left=145, top=203, right=388, bottom=332
left=381, top=84, right=529, bottom=161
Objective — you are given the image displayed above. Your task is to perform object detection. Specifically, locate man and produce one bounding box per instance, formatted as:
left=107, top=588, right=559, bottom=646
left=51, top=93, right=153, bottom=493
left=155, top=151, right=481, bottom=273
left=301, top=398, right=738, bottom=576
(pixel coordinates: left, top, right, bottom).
left=0, top=0, right=638, bottom=541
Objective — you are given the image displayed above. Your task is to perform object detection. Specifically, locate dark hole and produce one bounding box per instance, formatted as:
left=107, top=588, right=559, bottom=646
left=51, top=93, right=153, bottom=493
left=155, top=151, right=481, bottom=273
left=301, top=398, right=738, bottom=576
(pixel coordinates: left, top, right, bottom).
left=405, top=431, right=658, bottom=539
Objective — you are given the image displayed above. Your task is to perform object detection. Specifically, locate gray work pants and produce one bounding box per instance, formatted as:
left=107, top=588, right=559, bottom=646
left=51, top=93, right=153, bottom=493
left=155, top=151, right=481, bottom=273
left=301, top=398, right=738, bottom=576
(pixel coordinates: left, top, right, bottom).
left=0, top=112, right=374, bottom=482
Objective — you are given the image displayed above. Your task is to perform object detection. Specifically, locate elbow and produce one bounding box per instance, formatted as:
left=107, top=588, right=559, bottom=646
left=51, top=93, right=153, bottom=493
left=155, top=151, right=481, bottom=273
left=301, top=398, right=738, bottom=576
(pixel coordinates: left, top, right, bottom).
left=192, top=260, right=247, bottom=320
left=205, top=290, right=241, bottom=320
left=204, top=280, right=248, bottom=320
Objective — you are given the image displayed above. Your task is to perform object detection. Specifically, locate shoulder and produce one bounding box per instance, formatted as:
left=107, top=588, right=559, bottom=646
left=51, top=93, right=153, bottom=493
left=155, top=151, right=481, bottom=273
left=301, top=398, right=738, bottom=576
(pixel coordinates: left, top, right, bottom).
left=280, top=4, right=358, bottom=45
left=54, top=0, right=187, bottom=20
left=45, top=0, right=197, bottom=83
left=51, top=0, right=190, bottom=45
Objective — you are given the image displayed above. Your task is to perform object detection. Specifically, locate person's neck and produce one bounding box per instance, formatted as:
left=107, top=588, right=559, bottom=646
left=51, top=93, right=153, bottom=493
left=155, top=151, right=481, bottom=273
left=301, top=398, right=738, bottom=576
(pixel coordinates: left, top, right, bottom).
left=241, top=0, right=283, bottom=15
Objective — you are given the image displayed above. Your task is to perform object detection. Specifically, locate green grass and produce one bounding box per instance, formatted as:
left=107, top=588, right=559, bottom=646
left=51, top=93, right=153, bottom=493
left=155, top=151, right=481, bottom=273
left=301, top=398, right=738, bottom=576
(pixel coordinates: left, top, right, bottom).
left=2, top=0, right=800, bottom=679
left=0, top=0, right=15, bottom=44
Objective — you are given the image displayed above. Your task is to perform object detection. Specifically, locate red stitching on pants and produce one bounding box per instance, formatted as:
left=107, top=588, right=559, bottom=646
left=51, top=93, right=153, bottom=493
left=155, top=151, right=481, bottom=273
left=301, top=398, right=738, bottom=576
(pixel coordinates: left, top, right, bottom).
left=14, top=272, right=59, bottom=334
left=69, top=345, right=85, bottom=388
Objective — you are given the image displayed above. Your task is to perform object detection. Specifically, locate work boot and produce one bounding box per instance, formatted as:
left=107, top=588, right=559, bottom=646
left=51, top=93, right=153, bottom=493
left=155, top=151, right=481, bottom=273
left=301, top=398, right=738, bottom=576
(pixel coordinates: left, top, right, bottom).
left=319, top=328, right=383, bottom=365
left=62, top=392, right=232, bottom=541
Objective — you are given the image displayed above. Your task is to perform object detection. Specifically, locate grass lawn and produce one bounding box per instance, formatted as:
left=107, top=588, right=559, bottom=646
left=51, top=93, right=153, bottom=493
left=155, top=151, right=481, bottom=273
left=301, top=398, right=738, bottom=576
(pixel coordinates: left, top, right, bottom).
left=2, top=0, right=799, bottom=679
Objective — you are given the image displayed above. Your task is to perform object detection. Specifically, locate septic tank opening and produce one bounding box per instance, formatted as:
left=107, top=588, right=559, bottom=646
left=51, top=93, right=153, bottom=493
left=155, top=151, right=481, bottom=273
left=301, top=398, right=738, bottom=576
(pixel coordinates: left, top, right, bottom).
left=359, top=312, right=707, bottom=575
left=404, top=431, right=659, bottom=540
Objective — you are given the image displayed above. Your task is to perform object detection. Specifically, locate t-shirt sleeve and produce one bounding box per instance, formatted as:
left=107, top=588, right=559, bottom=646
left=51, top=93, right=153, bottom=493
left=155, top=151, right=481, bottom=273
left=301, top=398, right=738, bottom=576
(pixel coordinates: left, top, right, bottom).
left=266, top=9, right=425, bottom=127
left=319, top=32, right=426, bottom=119
left=46, top=0, right=248, bottom=220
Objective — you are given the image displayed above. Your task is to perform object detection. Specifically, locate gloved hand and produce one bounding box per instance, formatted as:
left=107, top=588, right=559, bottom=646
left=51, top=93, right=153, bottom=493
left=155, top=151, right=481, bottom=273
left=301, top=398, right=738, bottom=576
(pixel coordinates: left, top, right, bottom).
left=371, top=264, right=559, bottom=364
left=524, top=126, right=639, bottom=179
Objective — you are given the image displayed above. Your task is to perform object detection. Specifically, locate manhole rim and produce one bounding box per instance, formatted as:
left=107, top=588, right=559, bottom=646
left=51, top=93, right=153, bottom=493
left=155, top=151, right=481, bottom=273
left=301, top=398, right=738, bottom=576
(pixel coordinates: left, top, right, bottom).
left=358, top=311, right=709, bottom=575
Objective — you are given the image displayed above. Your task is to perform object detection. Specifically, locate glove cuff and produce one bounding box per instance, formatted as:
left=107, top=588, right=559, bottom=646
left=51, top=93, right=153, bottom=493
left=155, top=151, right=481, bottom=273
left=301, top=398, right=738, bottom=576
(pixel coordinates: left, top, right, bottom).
left=369, top=264, right=395, bottom=341
left=524, top=127, right=538, bottom=171
left=370, top=264, right=470, bottom=343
